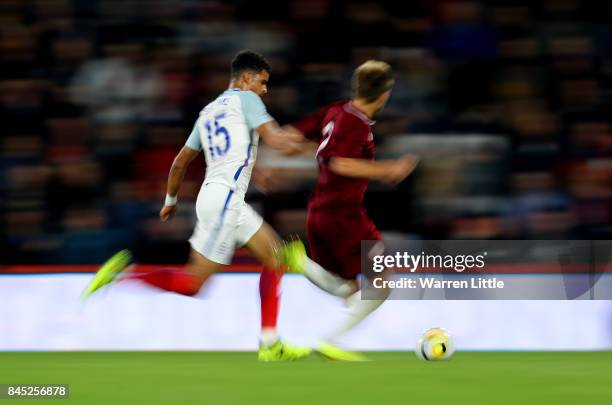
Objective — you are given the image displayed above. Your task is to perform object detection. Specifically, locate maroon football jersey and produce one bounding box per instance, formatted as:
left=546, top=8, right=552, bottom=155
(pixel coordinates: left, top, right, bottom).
left=294, top=101, right=376, bottom=211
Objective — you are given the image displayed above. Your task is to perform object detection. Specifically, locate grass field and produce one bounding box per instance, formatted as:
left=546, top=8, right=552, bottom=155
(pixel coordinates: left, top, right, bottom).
left=1, top=351, right=611, bottom=404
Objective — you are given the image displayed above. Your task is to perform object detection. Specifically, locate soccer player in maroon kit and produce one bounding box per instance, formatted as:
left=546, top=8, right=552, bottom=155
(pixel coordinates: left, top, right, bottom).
left=290, top=60, right=418, bottom=360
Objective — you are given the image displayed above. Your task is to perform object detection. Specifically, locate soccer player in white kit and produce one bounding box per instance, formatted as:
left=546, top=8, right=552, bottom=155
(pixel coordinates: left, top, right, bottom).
left=84, top=50, right=310, bottom=361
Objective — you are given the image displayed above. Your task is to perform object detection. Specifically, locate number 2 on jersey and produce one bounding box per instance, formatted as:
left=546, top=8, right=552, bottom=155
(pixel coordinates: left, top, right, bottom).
left=316, top=121, right=334, bottom=158
left=205, top=112, right=231, bottom=159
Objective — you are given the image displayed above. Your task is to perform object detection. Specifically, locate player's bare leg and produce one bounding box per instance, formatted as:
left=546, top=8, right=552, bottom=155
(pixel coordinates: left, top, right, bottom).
left=181, top=248, right=224, bottom=291
left=244, top=221, right=312, bottom=361
left=244, top=221, right=284, bottom=269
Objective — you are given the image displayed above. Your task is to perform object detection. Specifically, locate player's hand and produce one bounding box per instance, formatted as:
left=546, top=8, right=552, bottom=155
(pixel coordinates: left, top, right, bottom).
left=263, top=133, right=302, bottom=155
left=384, top=154, right=419, bottom=184
left=159, top=205, right=177, bottom=222
left=282, top=125, right=304, bottom=139
left=278, top=126, right=308, bottom=155
left=274, top=138, right=307, bottom=156
left=257, top=122, right=308, bottom=155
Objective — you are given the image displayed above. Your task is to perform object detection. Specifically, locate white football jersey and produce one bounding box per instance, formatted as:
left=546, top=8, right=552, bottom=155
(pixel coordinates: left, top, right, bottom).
left=185, top=89, right=273, bottom=199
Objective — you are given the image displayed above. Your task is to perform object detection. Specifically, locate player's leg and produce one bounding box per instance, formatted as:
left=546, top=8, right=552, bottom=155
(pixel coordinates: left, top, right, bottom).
left=84, top=246, right=224, bottom=298
left=235, top=206, right=282, bottom=347
left=322, top=241, right=390, bottom=344
left=123, top=248, right=222, bottom=295
left=283, top=211, right=358, bottom=298
left=259, top=268, right=281, bottom=344
left=116, top=195, right=238, bottom=295
left=301, top=212, right=389, bottom=360
left=282, top=238, right=386, bottom=361
left=249, top=219, right=354, bottom=342
left=85, top=184, right=235, bottom=298
left=237, top=204, right=311, bottom=361
left=246, top=223, right=287, bottom=356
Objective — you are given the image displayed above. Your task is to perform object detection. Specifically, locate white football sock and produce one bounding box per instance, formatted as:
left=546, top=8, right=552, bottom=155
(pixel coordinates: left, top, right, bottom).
left=260, top=327, right=279, bottom=347
left=325, top=290, right=387, bottom=344
left=303, top=256, right=355, bottom=298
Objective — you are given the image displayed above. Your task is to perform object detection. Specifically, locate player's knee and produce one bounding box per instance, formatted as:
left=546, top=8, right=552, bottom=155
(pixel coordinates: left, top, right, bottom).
left=262, top=255, right=280, bottom=271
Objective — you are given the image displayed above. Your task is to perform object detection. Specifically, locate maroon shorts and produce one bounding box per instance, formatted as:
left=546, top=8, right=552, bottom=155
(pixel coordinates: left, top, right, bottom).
left=307, top=207, right=382, bottom=280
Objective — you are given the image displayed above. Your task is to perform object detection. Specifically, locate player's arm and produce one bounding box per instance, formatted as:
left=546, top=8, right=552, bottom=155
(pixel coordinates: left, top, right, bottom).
left=240, top=90, right=307, bottom=155
left=256, top=121, right=307, bottom=155
left=276, top=104, right=334, bottom=154
left=160, top=121, right=202, bottom=222
left=329, top=154, right=419, bottom=185
left=291, top=104, right=330, bottom=142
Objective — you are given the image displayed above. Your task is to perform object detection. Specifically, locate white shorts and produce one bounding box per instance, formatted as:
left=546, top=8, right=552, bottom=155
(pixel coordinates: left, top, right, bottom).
left=189, top=183, right=263, bottom=265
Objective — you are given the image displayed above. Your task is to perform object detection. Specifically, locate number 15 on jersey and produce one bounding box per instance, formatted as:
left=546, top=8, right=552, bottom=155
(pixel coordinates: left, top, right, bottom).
left=205, top=112, right=231, bottom=159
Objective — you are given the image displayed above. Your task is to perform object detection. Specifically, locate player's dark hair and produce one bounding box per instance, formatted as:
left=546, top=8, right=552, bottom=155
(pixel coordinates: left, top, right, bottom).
left=231, top=50, right=271, bottom=78
left=352, top=60, right=394, bottom=103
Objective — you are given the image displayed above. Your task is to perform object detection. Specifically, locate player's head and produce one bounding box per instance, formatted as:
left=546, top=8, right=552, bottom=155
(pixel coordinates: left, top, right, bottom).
left=351, top=60, right=394, bottom=114
left=230, top=50, right=271, bottom=96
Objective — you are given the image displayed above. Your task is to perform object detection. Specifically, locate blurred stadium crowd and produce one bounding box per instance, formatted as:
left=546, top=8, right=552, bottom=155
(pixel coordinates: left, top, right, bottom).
left=1, top=0, right=611, bottom=264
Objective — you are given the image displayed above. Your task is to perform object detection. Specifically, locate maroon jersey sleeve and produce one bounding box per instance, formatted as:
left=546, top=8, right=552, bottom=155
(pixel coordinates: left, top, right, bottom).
left=292, top=105, right=329, bottom=142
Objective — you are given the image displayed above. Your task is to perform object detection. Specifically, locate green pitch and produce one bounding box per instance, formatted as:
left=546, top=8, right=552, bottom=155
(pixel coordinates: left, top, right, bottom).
left=1, top=351, right=611, bottom=404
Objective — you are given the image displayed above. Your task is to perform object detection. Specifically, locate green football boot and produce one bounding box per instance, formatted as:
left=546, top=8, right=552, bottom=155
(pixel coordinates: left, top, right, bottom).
left=82, top=249, right=132, bottom=298
left=258, top=340, right=312, bottom=362
left=278, top=240, right=307, bottom=274
left=316, top=342, right=368, bottom=362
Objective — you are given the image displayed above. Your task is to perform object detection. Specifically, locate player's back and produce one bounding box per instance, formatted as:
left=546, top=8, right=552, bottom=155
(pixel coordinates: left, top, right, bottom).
left=294, top=101, right=376, bottom=211
left=195, top=89, right=262, bottom=199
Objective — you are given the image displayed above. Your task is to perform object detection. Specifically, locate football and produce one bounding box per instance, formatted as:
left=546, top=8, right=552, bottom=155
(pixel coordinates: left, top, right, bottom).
left=416, top=327, right=455, bottom=361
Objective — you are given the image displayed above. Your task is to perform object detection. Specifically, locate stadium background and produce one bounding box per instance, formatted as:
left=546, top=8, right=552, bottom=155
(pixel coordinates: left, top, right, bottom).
left=1, top=0, right=611, bottom=352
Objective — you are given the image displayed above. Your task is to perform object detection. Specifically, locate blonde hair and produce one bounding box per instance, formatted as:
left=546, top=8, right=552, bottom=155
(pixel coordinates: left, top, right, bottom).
left=352, top=60, right=394, bottom=103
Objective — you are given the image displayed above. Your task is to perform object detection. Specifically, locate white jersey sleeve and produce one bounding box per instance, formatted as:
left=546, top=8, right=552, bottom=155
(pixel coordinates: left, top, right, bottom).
left=238, top=91, right=273, bottom=129
left=185, top=119, right=203, bottom=151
